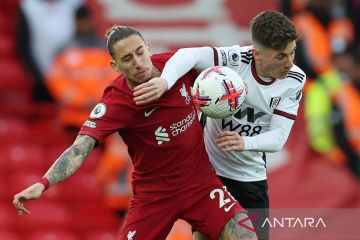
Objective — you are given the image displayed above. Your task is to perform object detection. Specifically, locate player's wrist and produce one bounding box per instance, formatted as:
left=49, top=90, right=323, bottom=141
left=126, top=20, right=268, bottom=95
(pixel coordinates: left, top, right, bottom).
left=160, top=69, right=177, bottom=90
left=38, top=177, right=50, bottom=191
left=241, top=136, right=251, bottom=151
left=161, top=78, right=169, bottom=91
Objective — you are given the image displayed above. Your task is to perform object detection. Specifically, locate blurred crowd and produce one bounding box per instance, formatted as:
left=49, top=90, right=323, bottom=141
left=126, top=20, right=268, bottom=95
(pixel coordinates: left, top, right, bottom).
left=281, top=0, right=360, bottom=179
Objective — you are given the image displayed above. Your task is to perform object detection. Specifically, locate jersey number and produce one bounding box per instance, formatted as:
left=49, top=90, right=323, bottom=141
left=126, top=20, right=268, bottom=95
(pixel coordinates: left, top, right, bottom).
left=210, top=186, right=236, bottom=212
left=238, top=125, right=262, bottom=136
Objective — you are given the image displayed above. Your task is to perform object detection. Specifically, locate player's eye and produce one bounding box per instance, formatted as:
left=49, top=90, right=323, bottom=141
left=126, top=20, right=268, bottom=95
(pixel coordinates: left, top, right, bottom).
left=122, top=56, right=132, bottom=62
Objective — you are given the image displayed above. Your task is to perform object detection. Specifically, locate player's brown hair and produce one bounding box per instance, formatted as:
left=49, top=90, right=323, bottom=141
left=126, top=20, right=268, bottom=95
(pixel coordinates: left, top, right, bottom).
left=250, top=11, right=297, bottom=50
left=105, top=26, right=145, bottom=59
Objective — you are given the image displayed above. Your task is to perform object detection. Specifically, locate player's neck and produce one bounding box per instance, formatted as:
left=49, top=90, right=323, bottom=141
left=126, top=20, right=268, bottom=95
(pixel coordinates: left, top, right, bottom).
left=151, top=65, right=161, bottom=78
left=254, top=60, right=273, bottom=80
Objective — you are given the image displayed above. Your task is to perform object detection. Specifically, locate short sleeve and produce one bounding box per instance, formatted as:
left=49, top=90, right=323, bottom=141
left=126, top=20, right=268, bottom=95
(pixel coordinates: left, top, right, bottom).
left=215, top=45, right=243, bottom=67
left=79, top=87, right=134, bottom=143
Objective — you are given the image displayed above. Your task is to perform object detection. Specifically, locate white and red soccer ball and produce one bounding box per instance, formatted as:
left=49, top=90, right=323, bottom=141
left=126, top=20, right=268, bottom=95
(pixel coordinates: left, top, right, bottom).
left=192, top=66, right=247, bottom=119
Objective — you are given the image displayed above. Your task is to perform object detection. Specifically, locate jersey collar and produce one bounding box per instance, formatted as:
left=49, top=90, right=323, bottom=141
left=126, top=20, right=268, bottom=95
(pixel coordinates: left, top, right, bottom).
left=251, top=58, right=276, bottom=86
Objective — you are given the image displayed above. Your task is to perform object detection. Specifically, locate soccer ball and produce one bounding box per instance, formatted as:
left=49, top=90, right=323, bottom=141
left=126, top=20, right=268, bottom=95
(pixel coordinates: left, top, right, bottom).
left=191, top=66, right=247, bottom=119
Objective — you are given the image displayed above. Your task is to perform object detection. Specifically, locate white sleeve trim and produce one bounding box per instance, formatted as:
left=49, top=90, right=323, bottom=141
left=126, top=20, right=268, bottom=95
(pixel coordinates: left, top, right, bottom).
left=161, top=47, right=215, bottom=89
left=242, top=114, right=294, bottom=152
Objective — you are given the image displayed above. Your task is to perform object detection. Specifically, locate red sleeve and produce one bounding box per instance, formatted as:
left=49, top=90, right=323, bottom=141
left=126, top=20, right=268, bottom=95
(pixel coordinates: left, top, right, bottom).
left=152, top=52, right=199, bottom=83
left=79, top=87, right=135, bottom=144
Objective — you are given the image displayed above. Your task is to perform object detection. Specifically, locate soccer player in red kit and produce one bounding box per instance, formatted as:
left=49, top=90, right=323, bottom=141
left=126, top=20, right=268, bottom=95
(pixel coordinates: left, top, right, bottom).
left=13, top=26, right=256, bottom=240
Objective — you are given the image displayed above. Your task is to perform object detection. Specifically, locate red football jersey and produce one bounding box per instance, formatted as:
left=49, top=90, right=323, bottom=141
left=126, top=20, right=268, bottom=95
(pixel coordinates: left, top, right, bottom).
left=79, top=53, right=215, bottom=194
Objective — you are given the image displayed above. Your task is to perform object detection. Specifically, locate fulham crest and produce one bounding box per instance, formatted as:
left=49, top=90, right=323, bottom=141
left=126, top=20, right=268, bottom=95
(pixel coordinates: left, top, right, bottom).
left=269, top=97, right=281, bottom=110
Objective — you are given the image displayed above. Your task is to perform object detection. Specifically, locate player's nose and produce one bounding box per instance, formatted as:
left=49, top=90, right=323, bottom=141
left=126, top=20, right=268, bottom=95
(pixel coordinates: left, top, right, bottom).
left=133, top=55, right=142, bottom=67
left=284, top=57, right=293, bottom=69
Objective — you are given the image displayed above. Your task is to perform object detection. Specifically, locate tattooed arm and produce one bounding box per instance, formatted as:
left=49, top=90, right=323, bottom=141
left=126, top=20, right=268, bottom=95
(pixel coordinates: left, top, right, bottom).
left=44, top=135, right=96, bottom=186
left=13, top=135, right=96, bottom=215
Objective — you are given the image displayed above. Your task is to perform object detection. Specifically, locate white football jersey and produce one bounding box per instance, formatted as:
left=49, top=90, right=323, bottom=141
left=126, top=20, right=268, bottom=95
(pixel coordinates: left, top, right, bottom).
left=204, top=45, right=306, bottom=181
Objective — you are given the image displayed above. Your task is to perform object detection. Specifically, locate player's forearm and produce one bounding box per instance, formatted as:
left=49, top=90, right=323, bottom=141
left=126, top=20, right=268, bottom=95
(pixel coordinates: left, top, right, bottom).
left=43, top=135, right=96, bottom=187
left=243, top=128, right=288, bottom=152
left=161, top=47, right=214, bottom=89
left=243, top=115, right=294, bottom=152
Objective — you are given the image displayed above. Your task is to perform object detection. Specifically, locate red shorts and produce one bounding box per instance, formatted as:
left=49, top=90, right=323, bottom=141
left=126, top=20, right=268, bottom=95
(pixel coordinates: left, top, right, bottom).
left=118, top=174, right=246, bottom=240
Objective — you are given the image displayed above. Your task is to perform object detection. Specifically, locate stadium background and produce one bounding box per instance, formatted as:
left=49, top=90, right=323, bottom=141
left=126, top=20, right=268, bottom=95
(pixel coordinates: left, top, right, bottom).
left=0, top=0, right=359, bottom=239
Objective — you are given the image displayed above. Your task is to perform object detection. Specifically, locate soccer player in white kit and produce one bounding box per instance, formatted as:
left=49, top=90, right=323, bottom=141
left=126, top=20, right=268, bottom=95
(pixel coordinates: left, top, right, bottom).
left=133, top=11, right=306, bottom=240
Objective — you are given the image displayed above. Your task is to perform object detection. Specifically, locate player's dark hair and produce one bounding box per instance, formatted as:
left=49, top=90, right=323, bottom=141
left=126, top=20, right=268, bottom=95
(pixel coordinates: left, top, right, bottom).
left=250, top=11, right=297, bottom=50
left=105, top=26, right=145, bottom=58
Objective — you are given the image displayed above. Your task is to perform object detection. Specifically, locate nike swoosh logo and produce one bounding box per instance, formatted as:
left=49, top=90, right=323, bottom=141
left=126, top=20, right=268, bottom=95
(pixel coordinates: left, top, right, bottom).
left=144, top=106, right=159, bottom=117
left=224, top=202, right=236, bottom=212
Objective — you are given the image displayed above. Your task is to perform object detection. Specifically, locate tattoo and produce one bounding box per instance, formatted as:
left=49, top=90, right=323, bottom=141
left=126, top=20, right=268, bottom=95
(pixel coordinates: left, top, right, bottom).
left=44, top=135, right=96, bottom=186
left=218, top=213, right=257, bottom=240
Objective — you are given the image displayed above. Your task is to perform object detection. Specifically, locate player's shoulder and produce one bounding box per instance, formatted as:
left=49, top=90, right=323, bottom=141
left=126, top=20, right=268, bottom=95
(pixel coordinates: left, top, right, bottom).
left=151, top=52, right=175, bottom=63
left=103, top=75, right=132, bottom=99
left=285, top=64, right=306, bottom=88
left=238, top=45, right=253, bottom=65
left=216, top=45, right=253, bottom=67
left=150, top=52, right=176, bottom=72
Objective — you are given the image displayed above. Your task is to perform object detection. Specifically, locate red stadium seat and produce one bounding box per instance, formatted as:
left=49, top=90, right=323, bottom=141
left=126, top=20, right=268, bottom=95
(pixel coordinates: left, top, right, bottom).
left=0, top=230, right=21, bottom=240
left=81, top=229, right=118, bottom=240
left=29, top=119, right=76, bottom=146
left=0, top=143, right=46, bottom=174
left=0, top=204, right=13, bottom=229
left=28, top=229, right=78, bottom=240
left=0, top=117, right=29, bottom=141
left=55, top=172, right=104, bottom=202
left=0, top=58, right=32, bottom=103
left=6, top=172, right=41, bottom=196
left=225, top=0, right=278, bottom=27
left=12, top=201, right=73, bottom=231
left=0, top=176, right=7, bottom=201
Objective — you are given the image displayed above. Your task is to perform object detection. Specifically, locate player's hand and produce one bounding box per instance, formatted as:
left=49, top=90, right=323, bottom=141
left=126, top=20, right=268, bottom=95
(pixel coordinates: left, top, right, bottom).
left=13, top=183, right=45, bottom=215
left=133, top=77, right=168, bottom=105
left=215, top=131, right=245, bottom=152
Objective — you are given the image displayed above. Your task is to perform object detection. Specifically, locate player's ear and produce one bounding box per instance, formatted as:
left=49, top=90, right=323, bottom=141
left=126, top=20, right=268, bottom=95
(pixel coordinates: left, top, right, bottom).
left=252, top=47, right=260, bottom=59
left=110, top=60, right=121, bottom=72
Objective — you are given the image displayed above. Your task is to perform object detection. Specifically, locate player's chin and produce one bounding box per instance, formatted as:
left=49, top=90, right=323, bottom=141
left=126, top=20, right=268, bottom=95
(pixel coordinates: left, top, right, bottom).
left=134, top=76, right=151, bottom=85
left=277, top=74, right=287, bottom=79
left=136, top=69, right=151, bottom=79
left=278, top=71, right=289, bottom=79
